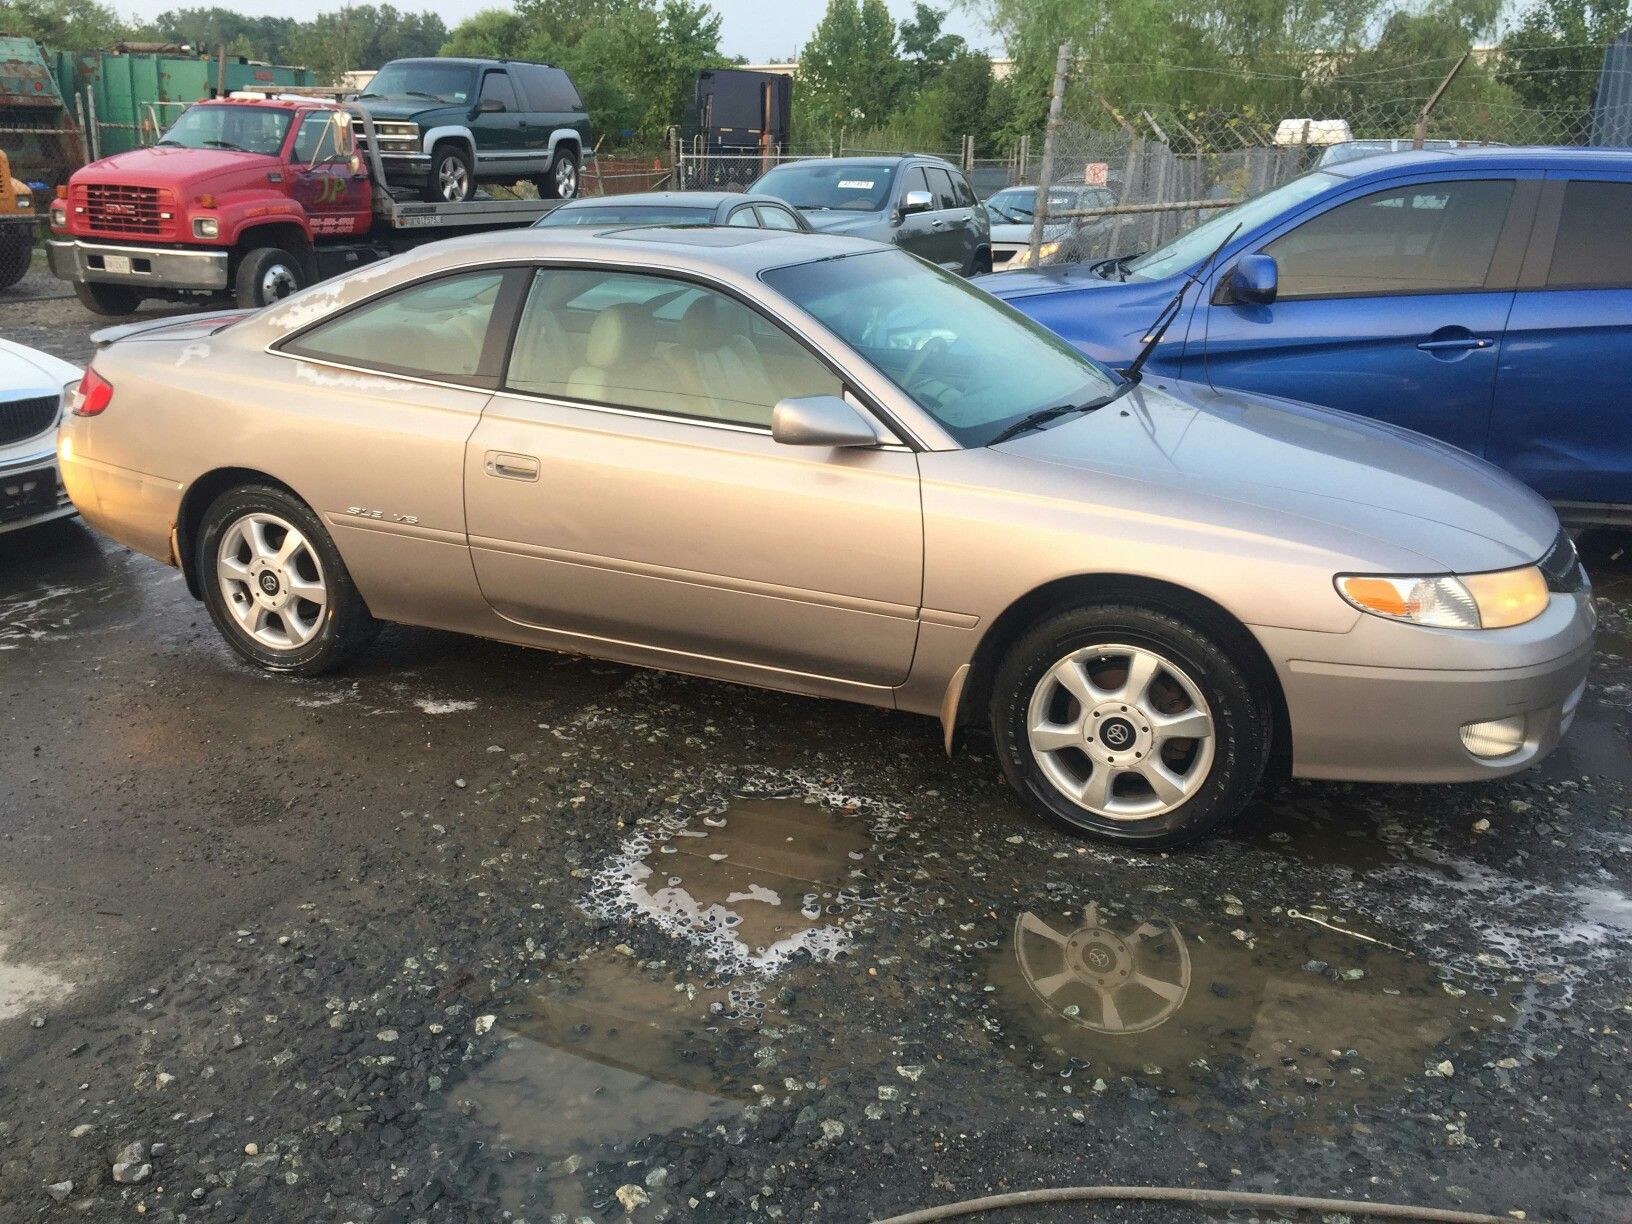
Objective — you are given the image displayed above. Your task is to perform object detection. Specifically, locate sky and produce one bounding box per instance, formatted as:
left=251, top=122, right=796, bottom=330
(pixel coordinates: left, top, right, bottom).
left=114, top=0, right=1001, bottom=62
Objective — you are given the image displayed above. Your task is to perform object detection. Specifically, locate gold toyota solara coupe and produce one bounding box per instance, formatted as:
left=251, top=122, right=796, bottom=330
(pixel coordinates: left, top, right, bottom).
left=57, top=227, right=1595, bottom=847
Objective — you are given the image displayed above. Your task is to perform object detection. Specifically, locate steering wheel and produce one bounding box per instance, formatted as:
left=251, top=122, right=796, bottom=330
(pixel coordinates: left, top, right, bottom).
left=900, top=335, right=950, bottom=390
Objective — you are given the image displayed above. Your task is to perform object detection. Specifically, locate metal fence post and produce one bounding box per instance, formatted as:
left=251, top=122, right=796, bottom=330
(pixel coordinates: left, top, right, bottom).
left=1028, top=42, right=1072, bottom=267
left=1415, top=52, right=1469, bottom=149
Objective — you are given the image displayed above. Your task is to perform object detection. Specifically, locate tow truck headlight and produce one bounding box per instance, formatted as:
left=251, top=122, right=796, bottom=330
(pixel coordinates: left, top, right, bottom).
left=49, top=200, right=66, bottom=229
left=1336, top=566, right=1549, bottom=630
left=193, top=216, right=219, bottom=239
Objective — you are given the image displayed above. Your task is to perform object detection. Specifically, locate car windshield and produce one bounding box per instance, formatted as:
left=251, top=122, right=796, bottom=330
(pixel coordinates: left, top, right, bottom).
left=984, top=186, right=1081, bottom=224
left=360, top=62, right=474, bottom=104
left=157, top=105, right=293, bottom=156
left=536, top=204, right=714, bottom=228
left=763, top=249, right=1118, bottom=446
left=1124, top=172, right=1339, bottom=281
left=753, top=162, right=896, bottom=211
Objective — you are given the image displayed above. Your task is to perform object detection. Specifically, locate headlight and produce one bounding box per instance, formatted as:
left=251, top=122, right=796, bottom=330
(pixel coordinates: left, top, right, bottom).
left=1336, top=566, right=1549, bottom=630
left=16, top=194, right=31, bottom=211
left=193, top=216, right=219, bottom=239
left=49, top=202, right=66, bottom=229
left=1008, top=238, right=1064, bottom=269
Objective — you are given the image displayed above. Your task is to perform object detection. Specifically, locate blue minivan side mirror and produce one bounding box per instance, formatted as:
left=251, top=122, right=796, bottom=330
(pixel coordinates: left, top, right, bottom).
left=1224, top=254, right=1278, bottom=306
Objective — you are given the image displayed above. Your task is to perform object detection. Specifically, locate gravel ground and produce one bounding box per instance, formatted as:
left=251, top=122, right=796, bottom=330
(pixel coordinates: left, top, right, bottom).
left=2, top=262, right=1630, bottom=1223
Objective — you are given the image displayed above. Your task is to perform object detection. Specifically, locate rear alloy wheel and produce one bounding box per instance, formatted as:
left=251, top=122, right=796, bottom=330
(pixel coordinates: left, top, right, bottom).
left=0, top=224, right=33, bottom=290
left=198, top=485, right=378, bottom=675
left=235, top=247, right=304, bottom=310
left=74, top=280, right=141, bottom=317
left=425, top=143, right=475, bottom=203
left=992, top=604, right=1268, bottom=849
left=539, top=148, right=579, bottom=200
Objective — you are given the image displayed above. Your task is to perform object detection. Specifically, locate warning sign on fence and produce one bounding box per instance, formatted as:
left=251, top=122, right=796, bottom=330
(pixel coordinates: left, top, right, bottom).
left=1083, top=162, right=1108, bottom=186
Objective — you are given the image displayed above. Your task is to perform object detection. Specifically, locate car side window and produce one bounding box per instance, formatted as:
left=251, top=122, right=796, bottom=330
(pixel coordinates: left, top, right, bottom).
left=291, top=112, right=343, bottom=165
left=1263, top=179, right=1515, bottom=299
left=505, top=268, right=841, bottom=428
left=899, top=165, right=930, bottom=203
left=282, top=271, right=507, bottom=383
left=1544, top=180, right=1632, bottom=289
left=480, top=71, right=519, bottom=112
left=726, top=206, right=759, bottom=228
left=951, top=171, right=977, bottom=208
left=756, top=205, right=801, bottom=231
left=519, top=64, right=581, bottom=112
left=925, top=166, right=958, bottom=210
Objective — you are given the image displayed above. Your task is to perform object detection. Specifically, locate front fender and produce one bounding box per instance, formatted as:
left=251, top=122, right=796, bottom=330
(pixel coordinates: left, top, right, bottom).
left=217, top=202, right=312, bottom=250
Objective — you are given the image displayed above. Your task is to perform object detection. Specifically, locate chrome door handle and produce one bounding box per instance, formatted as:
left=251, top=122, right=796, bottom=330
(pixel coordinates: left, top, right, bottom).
left=1417, top=336, right=1492, bottom=352
left=485, top=451, right=539, bottom=481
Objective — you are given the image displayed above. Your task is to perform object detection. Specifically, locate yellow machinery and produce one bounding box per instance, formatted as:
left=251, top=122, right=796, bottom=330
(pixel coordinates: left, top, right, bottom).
left=0, top=149, right=35, bottom=291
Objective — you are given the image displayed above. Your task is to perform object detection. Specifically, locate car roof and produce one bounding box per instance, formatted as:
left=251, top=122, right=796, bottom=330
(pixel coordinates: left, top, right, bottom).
left=554, top=191, right=787, bottom=210
left=378, top=225, right=872, bottom=274
left=385, top=56, right=560, bottom=70
left=1327, top=145, right=1632, bottom=177
left=768, top=154, right=959, bottom=170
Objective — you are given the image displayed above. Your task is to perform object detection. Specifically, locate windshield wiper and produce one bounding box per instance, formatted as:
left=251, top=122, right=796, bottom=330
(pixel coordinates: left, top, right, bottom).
left=986, top=381, right=1135, bottom=445
left=201, top=139, right=247, bottom=151
left=404, top=90, right=443, bottom=100
left=1119, top=224, right=1241, bottom=383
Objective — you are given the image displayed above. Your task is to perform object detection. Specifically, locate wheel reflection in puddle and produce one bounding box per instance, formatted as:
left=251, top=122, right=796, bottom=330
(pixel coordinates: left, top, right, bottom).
left=992, top=899, right=1515, bottom=1118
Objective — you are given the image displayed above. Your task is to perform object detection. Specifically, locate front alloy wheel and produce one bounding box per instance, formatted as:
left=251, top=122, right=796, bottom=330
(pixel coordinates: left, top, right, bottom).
left=992, top=604, right=1269, bottom=848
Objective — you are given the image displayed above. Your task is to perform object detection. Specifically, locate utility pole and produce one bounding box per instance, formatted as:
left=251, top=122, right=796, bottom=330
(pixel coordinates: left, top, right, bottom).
left=1027, top=42, right=1071, bottom=268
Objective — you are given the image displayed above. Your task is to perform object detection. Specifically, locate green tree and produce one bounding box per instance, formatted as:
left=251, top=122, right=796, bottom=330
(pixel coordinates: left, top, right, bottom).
left=797, top=0, right=902, bottom=135
left=438, top=6, right=529, bottom=58
left=1504, top=0, right=1631, bottom=111
left=138, top=8, right=302, bottom=62
left=0, top=0, right=127, bottom=50
left=900, top=1, right=965, bottom=85
left=288, top=5, right=448, bottom=84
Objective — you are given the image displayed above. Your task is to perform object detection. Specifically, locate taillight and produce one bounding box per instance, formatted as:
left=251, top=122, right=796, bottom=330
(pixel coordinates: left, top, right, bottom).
left=70, top=368, right=114, bottom=417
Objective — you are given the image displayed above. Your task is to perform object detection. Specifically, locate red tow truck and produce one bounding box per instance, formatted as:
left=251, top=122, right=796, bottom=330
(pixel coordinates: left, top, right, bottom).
left=46, top=94, right=558, bottom=317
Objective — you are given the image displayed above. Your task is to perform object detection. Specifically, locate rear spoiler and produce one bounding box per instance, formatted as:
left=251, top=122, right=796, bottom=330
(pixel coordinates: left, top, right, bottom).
left=91, top=309, right=252, bottom=347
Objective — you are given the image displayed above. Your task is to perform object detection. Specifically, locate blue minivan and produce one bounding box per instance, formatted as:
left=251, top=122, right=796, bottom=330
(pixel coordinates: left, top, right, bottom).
left=981, top=149, right=1631, bottom=527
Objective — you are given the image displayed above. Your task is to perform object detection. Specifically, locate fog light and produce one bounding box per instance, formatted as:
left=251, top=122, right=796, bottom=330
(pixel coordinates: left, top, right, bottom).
left=1459, top=715, right=1527, bottom=759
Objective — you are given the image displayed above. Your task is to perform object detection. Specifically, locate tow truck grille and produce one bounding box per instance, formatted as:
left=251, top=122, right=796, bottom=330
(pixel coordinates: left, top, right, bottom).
left=0, top=395, right=58, bottom=447
left=79, top=184, right=171, bottom=237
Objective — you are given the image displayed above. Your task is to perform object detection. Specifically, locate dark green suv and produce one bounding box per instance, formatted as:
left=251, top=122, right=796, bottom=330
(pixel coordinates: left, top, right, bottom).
left=354, top=58, right=592, bottom=203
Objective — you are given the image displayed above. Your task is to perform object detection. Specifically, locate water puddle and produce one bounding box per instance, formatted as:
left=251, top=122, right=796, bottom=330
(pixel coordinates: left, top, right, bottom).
left=986, top=897, right=1513, bottom=1118
left=584, top=795, right=885, bottom=979
left=435, top=953, right=746, bottom=1218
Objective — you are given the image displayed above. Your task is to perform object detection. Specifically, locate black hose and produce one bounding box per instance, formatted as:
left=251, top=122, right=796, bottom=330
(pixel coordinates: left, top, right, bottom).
left=872, top=1185, right=1523, bottom=1224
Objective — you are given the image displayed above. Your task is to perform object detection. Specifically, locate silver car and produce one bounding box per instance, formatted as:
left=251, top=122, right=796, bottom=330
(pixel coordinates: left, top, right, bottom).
left=58, top=227, right=1594, bottom=847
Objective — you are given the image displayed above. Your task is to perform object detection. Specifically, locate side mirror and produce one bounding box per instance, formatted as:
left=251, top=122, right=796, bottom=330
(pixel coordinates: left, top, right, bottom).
left=1223, top=254, right=1278, bottom=306
left=771, top=395, right=881, bottom=448
left=478, top=99, right=505, bottom=113
left=900, top=189, right=933, bottom=215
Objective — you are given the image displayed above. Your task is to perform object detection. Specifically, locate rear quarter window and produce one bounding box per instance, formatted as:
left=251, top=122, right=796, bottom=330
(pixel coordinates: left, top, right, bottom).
left=519, top=64, right=583, bottom=113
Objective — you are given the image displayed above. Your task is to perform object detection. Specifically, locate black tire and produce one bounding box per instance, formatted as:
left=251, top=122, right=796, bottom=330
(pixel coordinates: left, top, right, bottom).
left=424, top=142, right=475, bottom=203
left=538, top=147, right=579, bottom=200
left=197, top=484, right=379, bottom=676
left=990, top=603, right=1269, bottom=850
left=0, top=225, right=32, bottom=291
left=234, top=246, right=304, bottom=310
left=74, top=280, right=141, bottom=317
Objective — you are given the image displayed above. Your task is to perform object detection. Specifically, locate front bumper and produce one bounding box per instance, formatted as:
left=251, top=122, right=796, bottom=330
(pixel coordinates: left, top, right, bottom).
left=47, top=237, right=228, bottom=291
left=378, top=152, right=431, bottom=188
left=0, top=446, right=75, bottom=534
left=1255, top=589, right=1596, bottom=783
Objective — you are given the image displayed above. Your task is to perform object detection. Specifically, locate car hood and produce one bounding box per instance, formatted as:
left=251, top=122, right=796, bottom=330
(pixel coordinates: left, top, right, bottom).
left=977, top=259, right=1137, bottom=299
left=71, top=145, right=282, bottom=196
left=353, top=98, right=460, bottom=124
left=0, top=338, right=79, bottom=391
left=797, top=210, right=889, bottom=237
left=993, top=379, right=1559, bottom=574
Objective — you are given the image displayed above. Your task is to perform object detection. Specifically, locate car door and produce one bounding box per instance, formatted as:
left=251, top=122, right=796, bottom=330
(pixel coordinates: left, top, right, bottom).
left=893, top=164, right=941, bottom=263
left=1487, top=174, right=1632, bottom=509
left=1201, top=174, right=1537, bottom=454
left=286, top=110, right=370, bottom=239
left=923, top=165, right=969, bottom=270
left=475, top=69, right=526, bottom=177
left=463, top=266, right=924, bottom=690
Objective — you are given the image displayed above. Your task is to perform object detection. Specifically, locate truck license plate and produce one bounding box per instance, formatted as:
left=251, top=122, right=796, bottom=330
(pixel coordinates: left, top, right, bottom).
left=103, top=254, right=132, bottom=275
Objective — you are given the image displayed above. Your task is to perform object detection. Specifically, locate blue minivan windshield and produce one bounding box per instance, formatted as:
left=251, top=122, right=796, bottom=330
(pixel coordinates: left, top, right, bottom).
left=1124, top=172, right=1339, bottom=281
